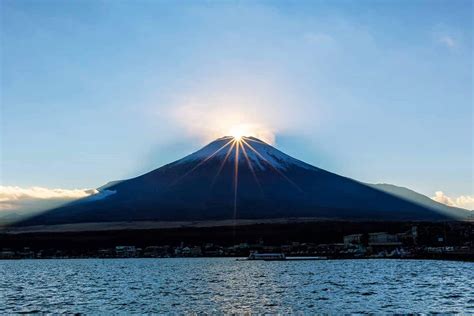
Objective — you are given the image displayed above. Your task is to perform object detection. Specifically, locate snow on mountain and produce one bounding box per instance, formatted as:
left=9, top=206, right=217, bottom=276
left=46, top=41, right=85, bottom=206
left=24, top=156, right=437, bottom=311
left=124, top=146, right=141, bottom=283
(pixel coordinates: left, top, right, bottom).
left=177, top=136, right=317, bottom=171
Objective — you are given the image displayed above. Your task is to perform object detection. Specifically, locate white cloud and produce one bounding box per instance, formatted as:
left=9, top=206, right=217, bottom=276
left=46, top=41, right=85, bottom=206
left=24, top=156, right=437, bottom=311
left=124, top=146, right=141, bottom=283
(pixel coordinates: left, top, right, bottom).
left=432, top=191, right=474, bottom=210
left=0, top=186, right=99, bottom=216
left=438, top=35, right=457, bottom=49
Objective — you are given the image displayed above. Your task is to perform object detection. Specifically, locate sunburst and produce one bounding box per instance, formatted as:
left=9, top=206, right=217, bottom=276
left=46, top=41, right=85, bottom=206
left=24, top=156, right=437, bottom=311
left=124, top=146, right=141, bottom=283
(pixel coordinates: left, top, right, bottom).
left=172, top=135, right=301, bottom=225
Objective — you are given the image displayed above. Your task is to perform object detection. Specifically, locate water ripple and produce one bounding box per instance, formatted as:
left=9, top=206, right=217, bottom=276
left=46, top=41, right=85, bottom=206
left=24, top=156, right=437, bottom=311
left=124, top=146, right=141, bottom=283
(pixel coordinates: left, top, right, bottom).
left=0, top=258, right=473, bottom=313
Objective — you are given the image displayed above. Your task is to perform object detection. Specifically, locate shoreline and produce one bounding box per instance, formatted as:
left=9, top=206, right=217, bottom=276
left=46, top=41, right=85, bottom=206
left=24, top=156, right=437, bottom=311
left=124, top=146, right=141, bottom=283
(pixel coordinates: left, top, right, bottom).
left=2, top=221, right=472, bottom=262
left=1, top=256, right=473, bottom=262
left=3, top=218, right=473, bottom=234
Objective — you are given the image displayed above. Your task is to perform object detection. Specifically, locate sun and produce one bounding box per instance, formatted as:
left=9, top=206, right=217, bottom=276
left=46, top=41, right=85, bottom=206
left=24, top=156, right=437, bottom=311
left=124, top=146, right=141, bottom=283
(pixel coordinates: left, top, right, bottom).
left=222, top=123, right=274, bottom=144
left=229, top=125, right=246, bottom=141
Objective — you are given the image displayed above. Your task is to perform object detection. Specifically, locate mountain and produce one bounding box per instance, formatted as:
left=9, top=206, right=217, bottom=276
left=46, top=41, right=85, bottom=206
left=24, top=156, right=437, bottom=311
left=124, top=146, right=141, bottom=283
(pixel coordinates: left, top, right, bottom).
left=17, top=136, right=471, bottom=226
left=370, top=183, right=469, bottom=218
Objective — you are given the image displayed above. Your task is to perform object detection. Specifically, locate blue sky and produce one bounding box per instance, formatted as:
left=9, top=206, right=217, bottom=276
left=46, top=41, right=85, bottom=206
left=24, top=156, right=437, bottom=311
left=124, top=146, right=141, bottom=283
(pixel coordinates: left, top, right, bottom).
left=1, top=0, right=472, bottom=207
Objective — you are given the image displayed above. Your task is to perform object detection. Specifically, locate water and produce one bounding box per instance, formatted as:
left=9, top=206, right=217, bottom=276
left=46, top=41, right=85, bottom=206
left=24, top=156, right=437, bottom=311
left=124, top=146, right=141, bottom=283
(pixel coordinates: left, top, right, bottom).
left=1, top=258, right=473, bottom=313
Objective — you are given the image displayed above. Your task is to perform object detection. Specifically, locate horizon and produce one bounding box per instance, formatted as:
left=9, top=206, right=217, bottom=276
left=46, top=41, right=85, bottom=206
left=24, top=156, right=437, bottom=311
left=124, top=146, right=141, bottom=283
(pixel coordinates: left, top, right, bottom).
left=1, top=0, right=473, bottom=213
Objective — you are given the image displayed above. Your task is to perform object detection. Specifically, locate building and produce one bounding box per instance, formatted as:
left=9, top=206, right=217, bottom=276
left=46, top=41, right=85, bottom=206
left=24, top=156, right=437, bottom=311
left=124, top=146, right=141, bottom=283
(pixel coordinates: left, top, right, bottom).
left=189, top=246, right=202, bottom=257
left=98, top=248, right=114, bottom=258
left=115, top=246, right=137, bottom=258
left=344, top=234, right=364, bottom=247
left=144, top=246, right=169, bottom=258
left=0, top=250, right=15, bottom=259
left=368, top=232, right=402, bottom=254
left=17, top=248, right=35, bottom=259
left=368, top=232, right=399, bottom=244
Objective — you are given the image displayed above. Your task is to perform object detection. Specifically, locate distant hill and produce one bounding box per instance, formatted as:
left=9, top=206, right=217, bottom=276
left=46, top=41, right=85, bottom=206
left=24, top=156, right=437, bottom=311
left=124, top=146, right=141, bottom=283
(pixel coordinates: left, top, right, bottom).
left=16, top=136, right=471, bottom=226
left=370, top=183, right=471, bottom=219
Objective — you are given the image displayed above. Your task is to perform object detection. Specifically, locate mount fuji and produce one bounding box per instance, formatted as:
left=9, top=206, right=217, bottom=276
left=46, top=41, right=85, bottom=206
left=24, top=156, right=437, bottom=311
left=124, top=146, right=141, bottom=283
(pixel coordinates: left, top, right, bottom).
left=18, top=136, right=470, bottom=226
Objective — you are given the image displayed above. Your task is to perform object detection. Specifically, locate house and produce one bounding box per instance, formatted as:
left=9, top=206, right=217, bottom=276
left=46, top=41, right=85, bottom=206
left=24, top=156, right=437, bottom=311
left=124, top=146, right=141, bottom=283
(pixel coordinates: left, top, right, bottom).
left=0, top=250, right=15, bottom=259
left=189, top=246, right=202, bottom=257
left=368, top=232, right=400, bottom=245
left=344, top=234, right=364, bottom=247
left=115, top=246, right=137, bottom=258
left=144, top=246, right=169, bottom=257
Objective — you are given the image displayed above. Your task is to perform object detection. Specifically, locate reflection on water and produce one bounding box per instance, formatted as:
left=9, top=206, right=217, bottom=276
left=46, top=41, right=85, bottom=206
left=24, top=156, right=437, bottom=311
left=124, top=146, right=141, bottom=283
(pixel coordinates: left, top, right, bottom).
left=1, top=258, right=473, bottom=313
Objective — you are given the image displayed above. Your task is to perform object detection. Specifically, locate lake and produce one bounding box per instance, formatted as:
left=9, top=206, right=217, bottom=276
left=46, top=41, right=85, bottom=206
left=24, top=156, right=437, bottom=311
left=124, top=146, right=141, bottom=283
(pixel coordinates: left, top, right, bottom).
left=1, top=258, right=473, bottom=313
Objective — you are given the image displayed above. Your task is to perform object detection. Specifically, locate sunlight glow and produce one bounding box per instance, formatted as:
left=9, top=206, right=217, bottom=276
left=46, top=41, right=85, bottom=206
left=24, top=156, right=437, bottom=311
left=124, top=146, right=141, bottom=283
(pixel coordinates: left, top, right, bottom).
left=170, top=91, right=280, bottom=145
left=170, top=101, right=277, bottom=144
left=228, top=124, right=252, bottom=141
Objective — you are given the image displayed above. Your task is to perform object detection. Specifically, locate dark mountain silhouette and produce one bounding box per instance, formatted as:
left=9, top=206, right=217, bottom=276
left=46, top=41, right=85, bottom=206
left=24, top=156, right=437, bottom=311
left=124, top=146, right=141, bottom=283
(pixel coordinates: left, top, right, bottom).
left=370, top=183, right=470, bottom=216
left=17, top=136, right=470, bottom=226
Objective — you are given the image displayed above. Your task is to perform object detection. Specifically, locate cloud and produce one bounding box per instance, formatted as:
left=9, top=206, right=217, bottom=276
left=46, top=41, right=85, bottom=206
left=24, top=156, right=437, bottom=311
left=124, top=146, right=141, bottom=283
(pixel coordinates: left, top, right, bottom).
left=438, top=35, right=457, bottom=49
left=0, top=186, right=99, bottom=217
left=431, top=191, right=474, bottom=210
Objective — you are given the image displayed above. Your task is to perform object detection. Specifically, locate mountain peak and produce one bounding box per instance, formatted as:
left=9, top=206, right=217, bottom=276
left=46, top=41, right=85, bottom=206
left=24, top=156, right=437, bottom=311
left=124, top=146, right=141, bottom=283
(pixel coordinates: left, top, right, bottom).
left=176, top=136, right=316, bottom=171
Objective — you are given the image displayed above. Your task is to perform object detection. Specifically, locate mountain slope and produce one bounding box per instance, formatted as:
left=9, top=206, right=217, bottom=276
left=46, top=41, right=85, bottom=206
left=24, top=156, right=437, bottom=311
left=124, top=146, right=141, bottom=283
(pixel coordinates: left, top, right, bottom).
left=17, top=136, right=471, bottom=225
left=370, top=183, right=470, bottom=219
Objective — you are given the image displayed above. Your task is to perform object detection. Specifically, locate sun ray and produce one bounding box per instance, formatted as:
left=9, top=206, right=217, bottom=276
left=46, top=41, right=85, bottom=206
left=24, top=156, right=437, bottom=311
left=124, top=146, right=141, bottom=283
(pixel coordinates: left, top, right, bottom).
left=239, top=141, right=264, bottom=197
left=242, top=137, right=268, bottom=146
left=170, top=138, right=234, bottom=187
left=233, top=139, right=240, bottom=222
left=210, top=140, right=236, bottom=189
left=241, top=138, right=303, bottom=193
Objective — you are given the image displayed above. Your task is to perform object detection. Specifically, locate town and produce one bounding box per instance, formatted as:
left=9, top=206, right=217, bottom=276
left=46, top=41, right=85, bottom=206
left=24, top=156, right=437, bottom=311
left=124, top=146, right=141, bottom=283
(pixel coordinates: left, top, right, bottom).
left=1, top=224, right=473, bottom=261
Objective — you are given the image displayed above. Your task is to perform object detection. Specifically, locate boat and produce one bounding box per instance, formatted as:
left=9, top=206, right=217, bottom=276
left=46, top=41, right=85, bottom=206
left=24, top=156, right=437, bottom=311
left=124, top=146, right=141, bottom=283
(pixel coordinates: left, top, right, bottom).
left=247, top=252, right=286, bottom=261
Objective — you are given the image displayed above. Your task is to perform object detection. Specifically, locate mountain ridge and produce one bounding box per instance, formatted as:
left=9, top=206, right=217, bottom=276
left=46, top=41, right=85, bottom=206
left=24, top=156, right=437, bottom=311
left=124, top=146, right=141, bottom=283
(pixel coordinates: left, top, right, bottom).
left=14, top=136, right=471, bottom=226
